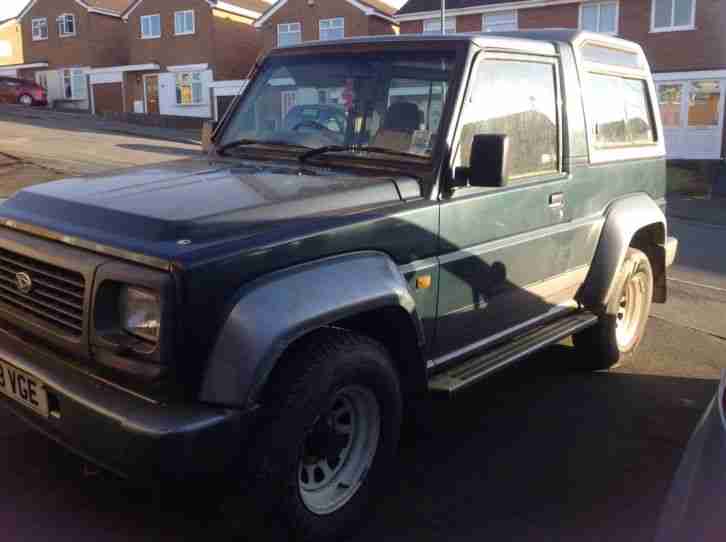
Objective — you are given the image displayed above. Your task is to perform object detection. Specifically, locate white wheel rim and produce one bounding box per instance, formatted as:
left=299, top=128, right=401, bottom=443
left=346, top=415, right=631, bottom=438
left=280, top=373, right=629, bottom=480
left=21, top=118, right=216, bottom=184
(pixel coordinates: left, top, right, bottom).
left=20, top=95, right=32, bottom=105
left=615, top=270, right=647, bottom=349
left=298, top=385, right=380, bottom=516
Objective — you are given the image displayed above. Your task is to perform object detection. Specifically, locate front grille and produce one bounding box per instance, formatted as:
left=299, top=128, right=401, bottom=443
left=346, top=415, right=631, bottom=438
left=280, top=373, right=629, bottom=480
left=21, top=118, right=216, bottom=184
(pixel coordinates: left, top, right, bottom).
left=0, top=247, right=85, bottom=336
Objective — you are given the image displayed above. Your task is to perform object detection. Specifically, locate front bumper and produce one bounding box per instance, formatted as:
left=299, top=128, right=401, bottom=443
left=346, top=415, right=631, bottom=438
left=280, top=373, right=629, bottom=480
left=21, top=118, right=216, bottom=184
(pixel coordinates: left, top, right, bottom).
left=0, top=326, right=255, bottom=482
left=664, top=235, right=678, bottom=268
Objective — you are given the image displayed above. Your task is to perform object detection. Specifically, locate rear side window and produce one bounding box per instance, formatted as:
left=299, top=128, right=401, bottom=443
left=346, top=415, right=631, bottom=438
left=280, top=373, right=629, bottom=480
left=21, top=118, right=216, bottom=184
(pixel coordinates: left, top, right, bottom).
left=459, top=58, right=559, bottom=181
left=585, top=73, right=655, bottom=147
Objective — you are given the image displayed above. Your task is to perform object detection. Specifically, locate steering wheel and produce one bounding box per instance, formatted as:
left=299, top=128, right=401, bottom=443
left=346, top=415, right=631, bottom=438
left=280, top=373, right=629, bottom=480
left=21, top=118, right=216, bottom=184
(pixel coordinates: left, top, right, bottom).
left=292, top=120, right=334, bottom=133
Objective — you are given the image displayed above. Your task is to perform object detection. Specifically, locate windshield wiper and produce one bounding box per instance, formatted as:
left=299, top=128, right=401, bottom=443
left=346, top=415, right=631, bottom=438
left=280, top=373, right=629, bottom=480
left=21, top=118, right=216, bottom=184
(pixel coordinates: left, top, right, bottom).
left=299, top=145, right=424, bottom=164
left=218, top=139, right=312, bottom=155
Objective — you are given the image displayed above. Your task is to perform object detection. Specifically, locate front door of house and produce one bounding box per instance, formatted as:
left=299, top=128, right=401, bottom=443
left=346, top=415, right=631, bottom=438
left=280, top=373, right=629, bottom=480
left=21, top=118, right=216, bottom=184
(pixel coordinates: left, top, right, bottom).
left=0, top=79, right=14, bottom=104
left=657, top=79, right=725, bottom=159
left=145, top=75, right=159, bottom=114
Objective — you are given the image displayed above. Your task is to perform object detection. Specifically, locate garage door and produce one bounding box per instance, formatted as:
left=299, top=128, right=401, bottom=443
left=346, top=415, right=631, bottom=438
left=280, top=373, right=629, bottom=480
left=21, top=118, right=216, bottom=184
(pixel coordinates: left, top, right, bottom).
left=657, top=79, right=725, bottom=160
left=92, top=82, right=124, bottom=115
left=215, top=95, right=237, bottom=121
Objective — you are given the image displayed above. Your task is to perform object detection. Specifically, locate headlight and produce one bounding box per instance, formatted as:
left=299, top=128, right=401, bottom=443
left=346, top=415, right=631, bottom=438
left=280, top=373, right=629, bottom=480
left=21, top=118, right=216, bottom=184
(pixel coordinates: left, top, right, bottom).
left=119, top=286, right=160, bottom=343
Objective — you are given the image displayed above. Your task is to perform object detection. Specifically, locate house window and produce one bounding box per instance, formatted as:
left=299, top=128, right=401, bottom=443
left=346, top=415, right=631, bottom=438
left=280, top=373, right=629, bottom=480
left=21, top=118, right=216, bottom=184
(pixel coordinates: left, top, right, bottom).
left=277, top=22, right=301, bottom=46
left=174, top=10, right=195, bottom=35
left=658, top=84, right=682, bottom=127
left=176, top=72, right=204, bottom=105
left=319, top=18, right=344, bottom=41
left=63, top=69, right=86, bottom=100
left=57, top=14, right=76, bottom=37
left=36, top=72, right=48, bottom=91
left=282, top=90, right=296, bottom=118
left=482, top=10, right=517, bottom=32
left=688, top=80, right=720, bottom=126
left=423, top=17, right=456, bottom=34
left=652, top=0, right=695, bottom=31
left=141, top=14, right=161, bottom=39
left=32, top=18, right=48, bottom=41
left=581, top=1, right=618, bottom=34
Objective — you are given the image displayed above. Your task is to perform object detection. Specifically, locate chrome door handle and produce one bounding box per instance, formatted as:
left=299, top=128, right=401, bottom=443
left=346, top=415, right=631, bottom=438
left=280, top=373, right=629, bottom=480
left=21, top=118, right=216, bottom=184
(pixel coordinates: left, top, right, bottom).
left=549, top=192, right=565, bottom=208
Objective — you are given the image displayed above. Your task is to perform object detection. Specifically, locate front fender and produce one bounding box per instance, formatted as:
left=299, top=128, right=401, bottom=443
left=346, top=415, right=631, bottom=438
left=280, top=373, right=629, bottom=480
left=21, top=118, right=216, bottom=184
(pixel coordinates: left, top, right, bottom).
left=579, top=193, right=666, bottom=310
left=199, top=251, right=424, bottom=407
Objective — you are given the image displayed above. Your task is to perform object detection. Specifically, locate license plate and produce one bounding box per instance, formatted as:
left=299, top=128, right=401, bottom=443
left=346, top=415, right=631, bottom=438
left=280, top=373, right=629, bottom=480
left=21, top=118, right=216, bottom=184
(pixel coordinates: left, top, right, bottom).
left=0, top=359, right=49, bottom=417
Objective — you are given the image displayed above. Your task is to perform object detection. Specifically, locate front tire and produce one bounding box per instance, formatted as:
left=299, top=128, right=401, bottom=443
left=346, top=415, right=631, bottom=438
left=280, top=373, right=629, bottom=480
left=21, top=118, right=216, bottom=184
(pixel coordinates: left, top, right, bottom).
left=252, top=329, right=402, bottom=541
left=573, top=248, right=653, bottom=370
left=18, top=94, right=33, bottom=106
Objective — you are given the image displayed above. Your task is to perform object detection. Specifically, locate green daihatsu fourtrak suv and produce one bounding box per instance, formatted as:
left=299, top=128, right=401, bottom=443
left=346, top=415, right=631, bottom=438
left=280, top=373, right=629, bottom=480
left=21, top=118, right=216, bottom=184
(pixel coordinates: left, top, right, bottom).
left=0, top=30, right=677, bottom=540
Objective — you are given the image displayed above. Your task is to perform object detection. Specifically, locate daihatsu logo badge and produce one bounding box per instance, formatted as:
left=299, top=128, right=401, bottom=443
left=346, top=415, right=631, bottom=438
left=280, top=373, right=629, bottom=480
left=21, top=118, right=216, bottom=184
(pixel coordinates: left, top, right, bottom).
left=15, top=272, right=32, bottom=294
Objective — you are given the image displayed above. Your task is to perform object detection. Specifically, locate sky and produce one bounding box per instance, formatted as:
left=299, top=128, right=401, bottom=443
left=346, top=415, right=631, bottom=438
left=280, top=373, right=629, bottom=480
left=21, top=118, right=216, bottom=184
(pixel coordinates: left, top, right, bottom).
left=0, top=0, right=27, bottom=21
left=1, top=0, right=408, bottom=21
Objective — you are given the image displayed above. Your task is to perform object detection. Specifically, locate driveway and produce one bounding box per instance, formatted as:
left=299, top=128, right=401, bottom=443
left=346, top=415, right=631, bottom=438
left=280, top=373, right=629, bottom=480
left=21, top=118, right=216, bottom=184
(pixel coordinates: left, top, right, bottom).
left=0, top=112, right=725, bottom=541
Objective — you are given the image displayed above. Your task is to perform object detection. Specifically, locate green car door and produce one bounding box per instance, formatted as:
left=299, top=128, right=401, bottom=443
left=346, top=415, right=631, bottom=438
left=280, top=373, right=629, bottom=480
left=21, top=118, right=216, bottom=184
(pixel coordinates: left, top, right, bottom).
left=434, top=51, right=580, bottom=361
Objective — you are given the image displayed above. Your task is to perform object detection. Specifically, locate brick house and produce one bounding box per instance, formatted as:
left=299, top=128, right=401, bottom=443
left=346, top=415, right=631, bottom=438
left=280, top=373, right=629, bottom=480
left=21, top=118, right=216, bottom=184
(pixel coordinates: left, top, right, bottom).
left=251, top=0, right=398, bottom=128
left=254, top=0, right=399, bottom=53
left=12, top=0, right=129, bottom=111
left=101, top=0, right=271, bottom=122
left=397, top=0, right=726, bottom=161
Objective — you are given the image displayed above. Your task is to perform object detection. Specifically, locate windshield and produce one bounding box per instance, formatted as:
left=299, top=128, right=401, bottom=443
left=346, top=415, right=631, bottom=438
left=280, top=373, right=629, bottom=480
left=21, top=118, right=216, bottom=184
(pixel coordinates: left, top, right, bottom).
left=220, top=50, right=456, bottom=160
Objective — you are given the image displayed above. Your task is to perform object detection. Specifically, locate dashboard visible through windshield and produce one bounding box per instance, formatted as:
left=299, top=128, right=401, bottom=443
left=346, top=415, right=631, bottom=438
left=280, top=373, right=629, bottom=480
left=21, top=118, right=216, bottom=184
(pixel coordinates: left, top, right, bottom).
left=219, top=50, right=456, bottom=161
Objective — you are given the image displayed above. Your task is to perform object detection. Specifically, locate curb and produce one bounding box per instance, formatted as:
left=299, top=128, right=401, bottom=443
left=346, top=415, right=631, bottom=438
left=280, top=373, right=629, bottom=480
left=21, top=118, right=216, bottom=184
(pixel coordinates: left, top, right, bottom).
left=0, top=105, right=201, bottom=146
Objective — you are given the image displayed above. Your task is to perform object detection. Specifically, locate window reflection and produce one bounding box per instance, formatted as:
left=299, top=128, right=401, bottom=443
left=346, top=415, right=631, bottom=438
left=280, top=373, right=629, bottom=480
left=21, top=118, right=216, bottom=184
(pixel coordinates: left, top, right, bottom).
left=459, top=59, right=558, bottom=180
left=688, top=80, right=720, bottom=127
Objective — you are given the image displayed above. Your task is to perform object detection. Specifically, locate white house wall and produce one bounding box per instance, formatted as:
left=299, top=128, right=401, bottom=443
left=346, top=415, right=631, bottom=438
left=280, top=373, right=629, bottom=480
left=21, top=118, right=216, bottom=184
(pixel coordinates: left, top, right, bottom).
left=37, top=68, right=91, bottom=110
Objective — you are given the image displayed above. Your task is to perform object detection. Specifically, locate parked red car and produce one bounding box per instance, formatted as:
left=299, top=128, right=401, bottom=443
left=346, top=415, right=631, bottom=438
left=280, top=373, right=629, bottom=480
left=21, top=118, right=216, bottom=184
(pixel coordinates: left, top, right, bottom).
left=0, top=77, right=48, bottom=106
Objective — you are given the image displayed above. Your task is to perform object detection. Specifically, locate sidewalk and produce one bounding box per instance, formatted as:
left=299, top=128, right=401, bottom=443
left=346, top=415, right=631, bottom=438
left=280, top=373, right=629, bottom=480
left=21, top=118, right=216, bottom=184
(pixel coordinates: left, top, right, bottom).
left=667, top=194, right=726, bottom=227
left=0, top=105, right=201, bottom=145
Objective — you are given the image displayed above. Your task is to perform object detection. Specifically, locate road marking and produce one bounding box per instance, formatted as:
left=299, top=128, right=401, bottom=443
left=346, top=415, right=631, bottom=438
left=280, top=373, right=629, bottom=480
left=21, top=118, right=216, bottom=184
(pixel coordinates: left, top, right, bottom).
left=667, top=276, right=726, bottom=294
left=650, top=314, right=726, bottom=342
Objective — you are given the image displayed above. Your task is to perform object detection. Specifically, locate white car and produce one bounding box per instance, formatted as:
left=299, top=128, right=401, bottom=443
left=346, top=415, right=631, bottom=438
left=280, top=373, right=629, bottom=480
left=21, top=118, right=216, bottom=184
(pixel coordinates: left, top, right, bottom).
left=656, top=371, right=726, bottom=540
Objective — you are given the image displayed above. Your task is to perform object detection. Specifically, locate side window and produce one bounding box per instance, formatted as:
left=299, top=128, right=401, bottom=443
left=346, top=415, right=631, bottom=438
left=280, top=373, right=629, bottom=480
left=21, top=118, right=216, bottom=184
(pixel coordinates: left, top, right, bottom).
left=459, top=58, right=559, bottom=181
left=585, top=72, right=655, bottom=147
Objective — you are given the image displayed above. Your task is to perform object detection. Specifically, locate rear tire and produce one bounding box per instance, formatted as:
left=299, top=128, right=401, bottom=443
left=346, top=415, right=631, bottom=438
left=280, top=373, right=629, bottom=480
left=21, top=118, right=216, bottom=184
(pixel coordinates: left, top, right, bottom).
left=18, top=94, right=33, bottom=106
left=250, top=329, right=402, bottom=542
left=573, top=248, right=653, bottom=370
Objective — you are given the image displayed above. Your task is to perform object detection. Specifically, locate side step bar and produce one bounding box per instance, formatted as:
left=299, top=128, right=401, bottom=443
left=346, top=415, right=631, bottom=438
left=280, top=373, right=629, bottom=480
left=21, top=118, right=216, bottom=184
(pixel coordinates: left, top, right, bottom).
left=428, top=311, right=598, bottom=394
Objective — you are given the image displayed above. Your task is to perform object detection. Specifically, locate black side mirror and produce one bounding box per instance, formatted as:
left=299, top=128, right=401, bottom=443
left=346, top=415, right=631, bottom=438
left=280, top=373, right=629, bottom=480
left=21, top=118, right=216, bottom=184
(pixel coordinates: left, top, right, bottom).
left=201, top=120, right=218, bottom=153
left=464, top=134, right=511, bottom=188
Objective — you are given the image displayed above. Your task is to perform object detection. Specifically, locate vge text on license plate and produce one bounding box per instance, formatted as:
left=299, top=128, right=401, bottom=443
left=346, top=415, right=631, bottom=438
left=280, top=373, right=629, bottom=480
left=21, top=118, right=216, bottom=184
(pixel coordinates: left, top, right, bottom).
left=0, top=359, right=49, bottom=417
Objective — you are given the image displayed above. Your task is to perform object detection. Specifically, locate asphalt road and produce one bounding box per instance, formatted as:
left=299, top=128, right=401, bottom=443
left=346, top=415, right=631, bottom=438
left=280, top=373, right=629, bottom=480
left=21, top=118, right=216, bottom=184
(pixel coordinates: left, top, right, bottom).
left=0, top=109, right=200, bottom=197
left=0, top=113, right=725, bottom=541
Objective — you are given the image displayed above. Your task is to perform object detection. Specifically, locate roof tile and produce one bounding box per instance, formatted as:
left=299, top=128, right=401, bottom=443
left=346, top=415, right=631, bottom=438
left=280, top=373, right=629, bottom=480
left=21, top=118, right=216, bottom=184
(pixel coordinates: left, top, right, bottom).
left=397, top=0, right=528, bottom=15
left=218, top=0, right=275, bottom=14
left=358, top=0, right=398, bottom=17
left=83, top=0, right=134, bottom=13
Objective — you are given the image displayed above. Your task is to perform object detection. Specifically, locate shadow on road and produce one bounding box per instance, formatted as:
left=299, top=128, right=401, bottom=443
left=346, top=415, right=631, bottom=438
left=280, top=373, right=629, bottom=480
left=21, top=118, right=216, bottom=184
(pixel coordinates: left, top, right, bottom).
left=0, top=337, right=715, bottom=542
